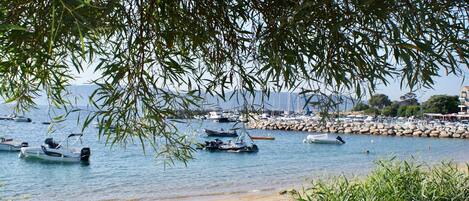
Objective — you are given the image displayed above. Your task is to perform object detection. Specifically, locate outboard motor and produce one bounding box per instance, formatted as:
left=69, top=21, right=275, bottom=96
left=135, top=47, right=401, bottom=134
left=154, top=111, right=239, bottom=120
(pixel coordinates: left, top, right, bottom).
left=80, top=147, right=91, bottom=161
left=21, top=142, right=29, bottom=147
left=336, top=136, right=345, bottom=144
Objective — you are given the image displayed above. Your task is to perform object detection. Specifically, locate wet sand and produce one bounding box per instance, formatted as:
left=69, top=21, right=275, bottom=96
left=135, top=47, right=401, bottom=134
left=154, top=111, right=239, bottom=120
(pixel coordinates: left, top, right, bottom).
left=172, top=189, right=293, bottom=201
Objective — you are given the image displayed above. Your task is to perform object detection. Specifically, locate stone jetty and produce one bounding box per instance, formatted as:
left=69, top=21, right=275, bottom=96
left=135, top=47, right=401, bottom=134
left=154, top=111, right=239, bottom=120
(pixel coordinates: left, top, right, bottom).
left=247, top=119, right=469, bottom=139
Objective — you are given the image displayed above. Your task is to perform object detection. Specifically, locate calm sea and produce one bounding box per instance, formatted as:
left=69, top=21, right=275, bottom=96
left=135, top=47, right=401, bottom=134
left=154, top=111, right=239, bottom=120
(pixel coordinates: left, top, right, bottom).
left=1, top=107, right=469, bottom=200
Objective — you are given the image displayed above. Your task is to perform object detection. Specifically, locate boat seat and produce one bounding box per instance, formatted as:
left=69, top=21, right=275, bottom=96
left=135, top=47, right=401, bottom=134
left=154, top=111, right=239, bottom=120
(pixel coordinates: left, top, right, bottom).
left=44, top=138, right=60, bottom=149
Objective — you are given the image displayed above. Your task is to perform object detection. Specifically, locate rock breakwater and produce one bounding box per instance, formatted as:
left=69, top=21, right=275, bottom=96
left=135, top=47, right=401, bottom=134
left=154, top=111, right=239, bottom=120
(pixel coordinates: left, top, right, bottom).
left=247, top=119, right=469, bottom=139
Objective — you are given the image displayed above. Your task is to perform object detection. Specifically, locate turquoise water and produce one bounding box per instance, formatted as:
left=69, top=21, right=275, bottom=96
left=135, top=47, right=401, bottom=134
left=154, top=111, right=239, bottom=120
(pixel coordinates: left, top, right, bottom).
left=1, top=108, right=469, bottom=200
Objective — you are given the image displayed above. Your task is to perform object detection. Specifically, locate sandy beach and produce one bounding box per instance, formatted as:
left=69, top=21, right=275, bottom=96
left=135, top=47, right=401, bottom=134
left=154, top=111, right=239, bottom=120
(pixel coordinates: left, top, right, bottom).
left=171, top=189, right=293, bottom=201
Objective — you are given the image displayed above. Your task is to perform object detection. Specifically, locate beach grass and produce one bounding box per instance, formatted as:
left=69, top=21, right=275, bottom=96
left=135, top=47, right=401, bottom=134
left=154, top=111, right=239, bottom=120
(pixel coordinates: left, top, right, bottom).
left=290, top=160, right=469, bottom=201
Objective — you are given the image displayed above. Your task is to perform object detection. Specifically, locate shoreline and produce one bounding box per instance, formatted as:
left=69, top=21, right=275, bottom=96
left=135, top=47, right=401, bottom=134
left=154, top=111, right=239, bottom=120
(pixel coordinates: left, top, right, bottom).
left=161, top=187, right=293, bottom=201
left=180, top=162, right=469, bottom=201
left=248, top=119, right=469, bottom=139
left=165, top=159, right=469, bottom=201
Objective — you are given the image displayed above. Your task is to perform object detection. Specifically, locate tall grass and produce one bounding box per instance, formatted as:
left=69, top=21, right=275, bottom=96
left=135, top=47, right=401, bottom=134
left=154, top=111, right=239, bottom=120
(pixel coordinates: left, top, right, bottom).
left=291, top=160, right=469, bottom=201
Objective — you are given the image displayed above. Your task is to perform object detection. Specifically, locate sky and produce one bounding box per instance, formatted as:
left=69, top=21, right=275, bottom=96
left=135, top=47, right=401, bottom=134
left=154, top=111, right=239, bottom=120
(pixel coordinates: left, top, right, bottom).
left=375, top=72, right=469, bottom=101
left=71, top=65, right=469, bottom=102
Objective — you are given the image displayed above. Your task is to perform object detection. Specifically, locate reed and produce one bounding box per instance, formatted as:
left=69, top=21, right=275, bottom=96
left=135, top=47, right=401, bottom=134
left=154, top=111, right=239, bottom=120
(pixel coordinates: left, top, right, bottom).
left=291, top=160, right=469, bottom=201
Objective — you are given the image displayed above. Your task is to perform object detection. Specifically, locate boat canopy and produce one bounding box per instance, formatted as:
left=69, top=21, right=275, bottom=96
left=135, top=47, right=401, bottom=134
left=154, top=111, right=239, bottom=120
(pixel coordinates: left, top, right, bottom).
left=68, top=133, right=83, bottom=138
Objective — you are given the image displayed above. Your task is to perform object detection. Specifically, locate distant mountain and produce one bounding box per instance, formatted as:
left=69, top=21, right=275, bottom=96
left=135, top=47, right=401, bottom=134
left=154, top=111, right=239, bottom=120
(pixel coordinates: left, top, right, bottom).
left=11, top=85, right=355, bottom=112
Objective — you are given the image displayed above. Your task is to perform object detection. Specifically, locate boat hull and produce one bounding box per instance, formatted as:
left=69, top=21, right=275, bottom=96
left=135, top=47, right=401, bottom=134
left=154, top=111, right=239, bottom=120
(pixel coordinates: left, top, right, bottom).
left=303, top=134, right=345, bottom=145
left=204, top=129, right=238, bottom=137
left=19, top=147, right=86, bottom=163
left=251, top=136, right=275, bottom=140
left=0, top=143, right=22, bottom=151
left=201, top=140, right=258, bottom=153
left=13, top=117, right=31, bottom=122
left=303, top=139, right=344, bottom=144
left=213, top=117, right=230, bottom=123
left=206, top=145, right=258, bottom=153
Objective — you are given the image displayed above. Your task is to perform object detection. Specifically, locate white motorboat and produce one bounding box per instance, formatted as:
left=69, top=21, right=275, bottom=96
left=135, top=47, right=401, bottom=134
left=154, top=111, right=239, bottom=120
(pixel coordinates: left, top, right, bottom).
left=303, top=134, right=345, bottom=144
left=0, top=137, right=29, bottom=151
left=13, top=116, right=31, bottom=122
left=19, top=133, right=90, bottom=162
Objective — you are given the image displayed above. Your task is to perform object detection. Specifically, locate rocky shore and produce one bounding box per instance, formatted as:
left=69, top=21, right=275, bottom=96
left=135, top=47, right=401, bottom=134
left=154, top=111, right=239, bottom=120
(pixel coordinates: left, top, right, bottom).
left=247, top=119, right=469, bottom=139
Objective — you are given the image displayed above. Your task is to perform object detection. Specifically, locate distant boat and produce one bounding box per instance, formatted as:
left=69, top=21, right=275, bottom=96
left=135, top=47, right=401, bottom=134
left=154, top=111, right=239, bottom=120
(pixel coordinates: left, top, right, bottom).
left=0, top=137, right=29, bottom=151
left=303, top=134, right=345, bottom=144
left=0, top=114, right=14, bottom=120
left=260, top=113, right=271, bottom=120
left=19, top=133, right=91, bottom=163
left=251, top=136, right=275, bottom=140
left=204, top=129, right=238, bottom=137
left=13, top=116, right=31, bottom=122
left=238, top=115, right=248, bottom=122
left=207, top=111, right=231, bottom=123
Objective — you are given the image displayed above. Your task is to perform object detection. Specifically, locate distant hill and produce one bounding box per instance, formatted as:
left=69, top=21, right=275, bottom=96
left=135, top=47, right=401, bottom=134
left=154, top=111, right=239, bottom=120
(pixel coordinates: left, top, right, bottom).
left=8, top=85, right=356, bottom=112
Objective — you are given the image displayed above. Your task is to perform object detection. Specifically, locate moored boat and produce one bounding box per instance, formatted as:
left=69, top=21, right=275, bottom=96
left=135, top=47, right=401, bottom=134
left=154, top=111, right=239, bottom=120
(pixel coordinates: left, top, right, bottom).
left=199, top=130, right=258, bottom=153
left=303, top=134, right=345, bottom=144
left=13, top=116, right=31, bottom=122
left=19, top=133, right=91, bottom=163
left=204, top=129, right=238, bottom=137
left=201, top=139, right=258, bottom=153
left=0, top=137, right=29, bottom=151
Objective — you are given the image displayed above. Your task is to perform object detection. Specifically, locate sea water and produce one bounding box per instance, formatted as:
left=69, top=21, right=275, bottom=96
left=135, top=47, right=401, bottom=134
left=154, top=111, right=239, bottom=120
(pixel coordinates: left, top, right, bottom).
left=1, top=107, right=469, bottom=200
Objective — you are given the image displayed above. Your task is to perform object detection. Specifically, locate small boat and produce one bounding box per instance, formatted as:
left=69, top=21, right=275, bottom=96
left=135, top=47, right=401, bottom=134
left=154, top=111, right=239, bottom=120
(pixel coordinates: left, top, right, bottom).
left=303, top=134, right=345, bottom=144
left=204, top=129, right=238, bottom=137
left=41, top=122, right=51, bottom=125
left=250, top=136, right=275, bottom=140
left=0, top=114, right=14, bottom=120
left=13, top=116, right=31, bottom=122
left=199, top=131, right=258, bottom=153
left=214, top=117, right=231, bottom=123
left=0, top=137, right=29, bottom=151
left=200, top=139, right=258, bottom=153
left=19, top=133, right=91, bottom=162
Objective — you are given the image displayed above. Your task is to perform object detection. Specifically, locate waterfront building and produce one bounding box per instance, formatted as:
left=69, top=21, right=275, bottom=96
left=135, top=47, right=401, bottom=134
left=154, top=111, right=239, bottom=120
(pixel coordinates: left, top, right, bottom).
left=459, top=86, right=469, bottom=114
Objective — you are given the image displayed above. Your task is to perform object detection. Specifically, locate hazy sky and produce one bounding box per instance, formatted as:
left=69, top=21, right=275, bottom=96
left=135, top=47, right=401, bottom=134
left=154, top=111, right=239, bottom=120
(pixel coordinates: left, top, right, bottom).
left=72, top=65, right=469, bottom=102
left=375, top=73, right=469, bottom=101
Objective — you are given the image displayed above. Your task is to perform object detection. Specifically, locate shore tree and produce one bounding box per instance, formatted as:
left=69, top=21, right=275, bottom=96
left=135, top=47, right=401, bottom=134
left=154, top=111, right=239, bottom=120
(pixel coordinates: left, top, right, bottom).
left=0, top=1, right=467, bottom=162
left=399, top=92, right=420, bottom=106
left=369, top=94, right=391, bottom=109
left=382, top=101, right=400, bottom=117
left=423, top=95, right=459, bottom=114
left=352, top=102, right=369, bottom=112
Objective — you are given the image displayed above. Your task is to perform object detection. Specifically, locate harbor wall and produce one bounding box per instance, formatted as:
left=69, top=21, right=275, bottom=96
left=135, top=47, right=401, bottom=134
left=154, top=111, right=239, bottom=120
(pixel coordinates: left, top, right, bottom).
left=247, top=119, right=469, bottom=139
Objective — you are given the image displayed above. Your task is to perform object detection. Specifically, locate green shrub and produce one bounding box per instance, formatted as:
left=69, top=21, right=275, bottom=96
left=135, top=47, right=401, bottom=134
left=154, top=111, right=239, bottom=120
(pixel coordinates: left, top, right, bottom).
left=352, top=102, right=369, bottom=111
left=397, top=105, right=421, bottom=117
left=290, top=160, right=469, bottom=201
left=364, top=108, right=380, bottom=115
left=382, top=102, right=399, bottom=117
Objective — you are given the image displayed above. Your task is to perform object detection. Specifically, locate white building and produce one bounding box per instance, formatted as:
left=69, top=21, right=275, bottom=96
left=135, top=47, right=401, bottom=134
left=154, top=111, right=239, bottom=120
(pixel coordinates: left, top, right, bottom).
left=458, top=86, right=469, bottom=114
